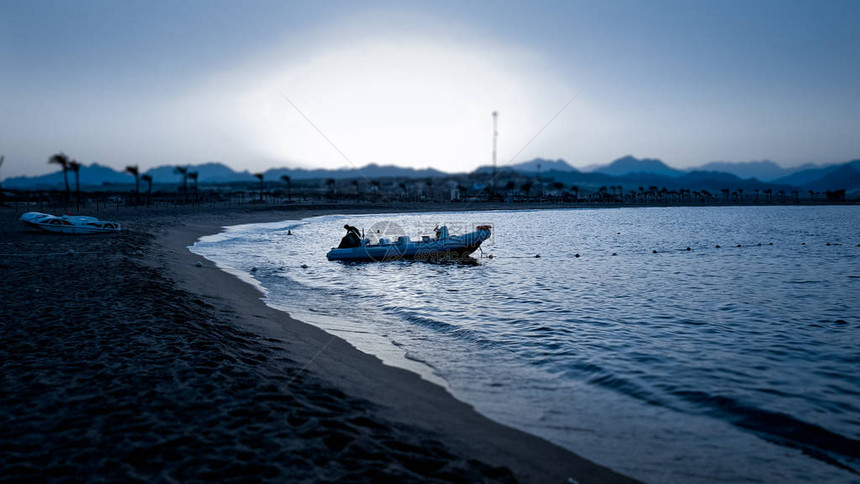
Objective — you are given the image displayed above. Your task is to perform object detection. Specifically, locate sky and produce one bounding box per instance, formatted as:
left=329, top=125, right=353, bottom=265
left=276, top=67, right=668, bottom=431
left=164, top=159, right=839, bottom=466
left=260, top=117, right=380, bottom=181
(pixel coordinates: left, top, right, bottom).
left=1, top=0, right=859, bottom=178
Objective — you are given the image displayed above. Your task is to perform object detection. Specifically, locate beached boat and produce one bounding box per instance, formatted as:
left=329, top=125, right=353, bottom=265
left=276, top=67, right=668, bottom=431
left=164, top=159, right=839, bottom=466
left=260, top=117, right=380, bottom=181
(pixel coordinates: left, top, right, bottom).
left=327, top=225, right=492, bottom=262
left=20, top=212, right=121, bottom=234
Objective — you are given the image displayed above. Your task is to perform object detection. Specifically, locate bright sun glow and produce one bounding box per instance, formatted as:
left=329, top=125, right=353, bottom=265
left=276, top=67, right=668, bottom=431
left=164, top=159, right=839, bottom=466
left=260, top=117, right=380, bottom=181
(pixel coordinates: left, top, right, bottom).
left=186, top=26, right=586, bottom=172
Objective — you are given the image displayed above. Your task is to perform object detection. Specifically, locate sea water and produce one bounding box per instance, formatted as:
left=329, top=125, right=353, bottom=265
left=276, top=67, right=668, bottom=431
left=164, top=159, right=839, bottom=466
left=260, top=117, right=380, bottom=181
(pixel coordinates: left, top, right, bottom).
left=191, top=206, right=860, bottom=483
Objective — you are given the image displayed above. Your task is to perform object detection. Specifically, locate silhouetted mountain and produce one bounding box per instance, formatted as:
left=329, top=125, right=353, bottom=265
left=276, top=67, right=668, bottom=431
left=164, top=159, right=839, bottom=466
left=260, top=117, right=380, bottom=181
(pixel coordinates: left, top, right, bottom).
left=592, top=156, right=683, bottom=177
left=4, top=162, right=451, bottom=188
left=694, top=160, right=794, bottom=181
left=772, top=159, right=860, bottom=187
left=538, top=169, right=793, bottom=194
left=144, top=162, right=254, bottom=184
left=6, top=157, right=859, bottom=193
left=3, top=163, right=134, bottom=188
left=805, top=165, right=860, bottom=191
left=265, top=163, right=448, bottom=181
left=474, top=158, right=577, bottom=174
left=511, top=158, right=577, bottom=173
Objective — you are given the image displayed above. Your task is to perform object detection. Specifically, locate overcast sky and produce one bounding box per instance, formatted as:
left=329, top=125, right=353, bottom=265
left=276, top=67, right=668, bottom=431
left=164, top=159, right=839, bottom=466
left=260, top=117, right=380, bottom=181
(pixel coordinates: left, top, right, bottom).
left=1, top=0, right=859, bottom=178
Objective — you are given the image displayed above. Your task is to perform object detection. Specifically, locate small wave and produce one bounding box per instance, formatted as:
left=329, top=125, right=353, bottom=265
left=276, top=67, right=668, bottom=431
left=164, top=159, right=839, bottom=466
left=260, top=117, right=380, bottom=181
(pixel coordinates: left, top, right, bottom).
left=671, top=389, right=860, bottom=473
left=392, top=309, right=496, bottom=348
left=586, top=373, right=664, bottom=407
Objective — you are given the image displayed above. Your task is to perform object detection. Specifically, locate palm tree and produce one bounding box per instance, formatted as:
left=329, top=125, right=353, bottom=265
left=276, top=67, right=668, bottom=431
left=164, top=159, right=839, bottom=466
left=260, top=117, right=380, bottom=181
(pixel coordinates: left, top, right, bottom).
left=188, top=171, right=199, bottom=202
left=174, top=166, right=189, bottom=202
left=141, top=174, right=153, bottom=207
left=49, top=152, right=71, bottom=204
left=69, top=160, right=82, bottom=210
left=125, top=165, right=140, bottom=206
left=280, top=175, right=292, bottom=202
left=763, top=188, right=772, bottom=203
left=808, top=189, right=814, bottom=201
left=571, top=185, right=579, bottom=200
left=398, top=181, right=408, bottom=201
left=737, top=188, right=744, bottom=203
left=521, top=181, right=533, bottom=198
left=424, top=178, right=433, bottom=202
left=370, top=180, right=380, bottom=202
left=721, top=188, right=730, bottom=203
left=325, top=178, right=336, bottom=201
left=0, top=155, right=4, bottom=206
left=254, top=173, right=265, bottom=202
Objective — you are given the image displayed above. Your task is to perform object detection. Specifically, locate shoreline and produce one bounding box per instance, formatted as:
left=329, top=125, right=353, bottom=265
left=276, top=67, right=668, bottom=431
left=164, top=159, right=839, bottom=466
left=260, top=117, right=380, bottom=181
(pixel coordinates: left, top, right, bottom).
left=146, top=206, right=635, bottom=483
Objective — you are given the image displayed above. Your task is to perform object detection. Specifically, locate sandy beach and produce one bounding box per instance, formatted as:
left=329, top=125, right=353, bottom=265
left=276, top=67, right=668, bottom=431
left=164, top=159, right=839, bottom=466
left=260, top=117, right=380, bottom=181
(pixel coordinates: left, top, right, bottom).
left=0, top=204, right=635, bottom=483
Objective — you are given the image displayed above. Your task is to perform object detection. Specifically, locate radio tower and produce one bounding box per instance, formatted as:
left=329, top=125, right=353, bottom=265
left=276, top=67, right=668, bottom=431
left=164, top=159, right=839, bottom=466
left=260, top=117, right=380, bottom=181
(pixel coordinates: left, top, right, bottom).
left=491, top=111, right=498, bottom=179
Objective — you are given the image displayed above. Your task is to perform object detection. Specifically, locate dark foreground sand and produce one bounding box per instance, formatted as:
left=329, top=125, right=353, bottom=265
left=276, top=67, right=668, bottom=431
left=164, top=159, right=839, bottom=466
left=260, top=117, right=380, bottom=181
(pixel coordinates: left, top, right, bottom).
left=0, top=204, right=636, bottom=483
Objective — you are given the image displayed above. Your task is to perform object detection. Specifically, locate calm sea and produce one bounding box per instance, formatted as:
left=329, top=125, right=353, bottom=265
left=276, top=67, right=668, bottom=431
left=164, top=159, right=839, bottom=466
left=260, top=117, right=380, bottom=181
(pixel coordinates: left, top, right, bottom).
left=192, top=206, right=860, bottom=483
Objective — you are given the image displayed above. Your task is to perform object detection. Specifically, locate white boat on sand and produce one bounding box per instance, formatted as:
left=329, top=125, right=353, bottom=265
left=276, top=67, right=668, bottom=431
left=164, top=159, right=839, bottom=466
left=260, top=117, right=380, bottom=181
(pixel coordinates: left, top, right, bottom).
left=20, top=212, right=121, bottom=234
left=327, top=225, right=492, bottom=262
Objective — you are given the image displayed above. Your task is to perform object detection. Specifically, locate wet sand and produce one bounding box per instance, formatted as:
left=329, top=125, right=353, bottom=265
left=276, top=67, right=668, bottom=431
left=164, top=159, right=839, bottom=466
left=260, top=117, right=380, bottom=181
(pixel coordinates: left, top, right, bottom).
left=0, top=204, right=636, bottom=483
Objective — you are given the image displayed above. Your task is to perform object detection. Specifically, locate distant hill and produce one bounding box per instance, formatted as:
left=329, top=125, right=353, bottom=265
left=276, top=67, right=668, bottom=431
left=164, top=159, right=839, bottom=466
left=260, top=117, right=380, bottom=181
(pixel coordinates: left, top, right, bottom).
left=805, top=165, right=860, bottom=192
left=4, top=163, right=134, bottom=189
left=510, top=158, right=577, bottom=173
left=5, top=157, right=859, bottom=194
left=265, top=163, right=449, bottom=181
left=3, top=161, right=452, bottom=189
left=592, top=155, right=683, bottom=177
left=474, top=158, right=577, bottom=174
left=694, top=160, right=795, bottom=181
left=144, top=162, right=254, bottom=184
left=772, top=160, right=860, bottom=187
left=536, top=168, right=793, bottom=194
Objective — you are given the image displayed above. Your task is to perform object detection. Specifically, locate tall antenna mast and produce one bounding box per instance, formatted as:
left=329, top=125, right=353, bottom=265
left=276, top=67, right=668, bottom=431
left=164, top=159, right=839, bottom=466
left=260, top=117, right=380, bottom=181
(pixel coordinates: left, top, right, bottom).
left=491, top=111, right=498, bottom=179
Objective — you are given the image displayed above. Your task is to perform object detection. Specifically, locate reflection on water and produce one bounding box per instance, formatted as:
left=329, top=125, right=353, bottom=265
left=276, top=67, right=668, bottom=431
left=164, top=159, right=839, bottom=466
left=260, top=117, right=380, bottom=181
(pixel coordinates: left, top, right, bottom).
left=193, top=206, right=860, bottom=483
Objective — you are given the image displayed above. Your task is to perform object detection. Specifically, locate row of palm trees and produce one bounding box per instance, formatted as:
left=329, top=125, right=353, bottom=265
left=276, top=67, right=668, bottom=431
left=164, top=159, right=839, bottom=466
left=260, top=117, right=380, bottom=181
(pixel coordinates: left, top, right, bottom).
left=49, top=153, right=157, bottom=208
left=42, top=153, right=843, bottom=209
left=46, top=153, right=299, bottom=208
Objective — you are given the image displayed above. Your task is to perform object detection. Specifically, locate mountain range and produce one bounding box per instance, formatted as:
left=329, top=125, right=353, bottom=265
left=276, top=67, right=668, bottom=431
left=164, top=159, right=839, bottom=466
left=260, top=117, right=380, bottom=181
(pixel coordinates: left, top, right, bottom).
left=4, top=156, right=859, bottom=193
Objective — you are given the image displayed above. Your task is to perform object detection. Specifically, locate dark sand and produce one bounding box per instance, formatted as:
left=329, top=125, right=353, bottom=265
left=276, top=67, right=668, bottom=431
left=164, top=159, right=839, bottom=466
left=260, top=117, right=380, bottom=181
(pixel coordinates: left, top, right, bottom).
left=0, top=204, right=636, bottom=483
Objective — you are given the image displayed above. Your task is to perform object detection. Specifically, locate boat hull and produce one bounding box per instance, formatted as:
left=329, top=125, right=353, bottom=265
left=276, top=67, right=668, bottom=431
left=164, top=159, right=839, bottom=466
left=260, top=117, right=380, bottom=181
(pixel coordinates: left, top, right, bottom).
left=20, top=212, right=121, bottom=234
left=327, top=229, right=490, bottom=262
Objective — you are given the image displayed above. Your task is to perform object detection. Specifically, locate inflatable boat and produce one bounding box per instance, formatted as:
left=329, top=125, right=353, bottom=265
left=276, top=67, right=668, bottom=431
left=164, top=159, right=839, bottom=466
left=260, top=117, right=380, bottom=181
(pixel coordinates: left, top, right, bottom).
left=326, top=225, right=491, bottom=262
left=20, top=212, right=121, bottom=234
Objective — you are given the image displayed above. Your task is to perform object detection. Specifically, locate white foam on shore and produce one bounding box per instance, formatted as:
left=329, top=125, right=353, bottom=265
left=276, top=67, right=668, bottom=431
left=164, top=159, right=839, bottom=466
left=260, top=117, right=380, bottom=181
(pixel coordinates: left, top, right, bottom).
left=191, top=223, right=448, bottom=389
left=272, top=309, right=447, bottom=388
